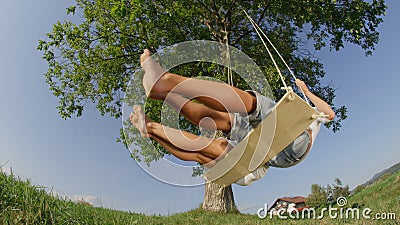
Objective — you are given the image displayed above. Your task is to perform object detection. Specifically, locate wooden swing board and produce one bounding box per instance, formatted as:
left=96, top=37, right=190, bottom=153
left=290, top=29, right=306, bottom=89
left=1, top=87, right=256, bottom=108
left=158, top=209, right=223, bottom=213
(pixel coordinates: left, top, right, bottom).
left=203, top=92, right=319, bottom=187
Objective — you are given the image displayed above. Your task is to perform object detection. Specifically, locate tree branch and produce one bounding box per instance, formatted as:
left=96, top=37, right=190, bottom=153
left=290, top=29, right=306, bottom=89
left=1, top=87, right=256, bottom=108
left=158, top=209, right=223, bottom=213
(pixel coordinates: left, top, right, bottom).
left=155, top=3, right=191, bottom=38
left=232, top=5, right=269, bottom=45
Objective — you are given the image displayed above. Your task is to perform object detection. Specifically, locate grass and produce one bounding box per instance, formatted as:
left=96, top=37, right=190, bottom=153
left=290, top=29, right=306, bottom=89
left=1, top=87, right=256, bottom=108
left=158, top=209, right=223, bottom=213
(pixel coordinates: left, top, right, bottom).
left=1, top=170, right=399, bottom=224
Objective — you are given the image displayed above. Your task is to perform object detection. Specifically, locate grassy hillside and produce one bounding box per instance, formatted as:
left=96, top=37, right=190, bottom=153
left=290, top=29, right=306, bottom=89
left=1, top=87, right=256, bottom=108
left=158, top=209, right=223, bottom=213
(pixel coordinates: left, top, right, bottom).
left=1, top=170, right=399, bottom=224
left=356, top=162, right=400, bottom=190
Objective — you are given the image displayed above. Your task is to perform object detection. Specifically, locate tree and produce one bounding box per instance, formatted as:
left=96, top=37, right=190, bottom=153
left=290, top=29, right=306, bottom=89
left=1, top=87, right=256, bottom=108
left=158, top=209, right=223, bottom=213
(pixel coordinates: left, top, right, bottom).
left=306, top=184, right=328, bottom=208
left=307, top=178, right=350, bottom=207
left=326, top=178, right=350, bottom=204
left=38, top=0, right=386, bottom=213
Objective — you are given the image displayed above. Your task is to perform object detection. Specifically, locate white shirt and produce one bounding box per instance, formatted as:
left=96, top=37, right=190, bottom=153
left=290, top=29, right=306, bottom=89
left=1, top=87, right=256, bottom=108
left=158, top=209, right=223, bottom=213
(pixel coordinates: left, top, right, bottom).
left=235, top=109, right=331, bottom=186
left=308, top=107, right=331, bottom=148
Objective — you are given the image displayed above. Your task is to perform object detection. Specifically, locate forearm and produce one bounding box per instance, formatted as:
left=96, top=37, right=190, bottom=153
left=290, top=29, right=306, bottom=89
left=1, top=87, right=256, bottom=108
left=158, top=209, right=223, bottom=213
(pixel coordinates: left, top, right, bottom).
left=305, top=91, right=335, bottom=120
left=295, top=79, right=335, bottom=120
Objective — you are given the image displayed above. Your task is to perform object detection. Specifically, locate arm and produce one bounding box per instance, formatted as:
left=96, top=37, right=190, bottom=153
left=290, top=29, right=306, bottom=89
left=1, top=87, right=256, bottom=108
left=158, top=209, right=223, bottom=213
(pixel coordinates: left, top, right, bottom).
left=295, top=79, right=336, bottom=120
left=235, top=165, right=269, bottom=186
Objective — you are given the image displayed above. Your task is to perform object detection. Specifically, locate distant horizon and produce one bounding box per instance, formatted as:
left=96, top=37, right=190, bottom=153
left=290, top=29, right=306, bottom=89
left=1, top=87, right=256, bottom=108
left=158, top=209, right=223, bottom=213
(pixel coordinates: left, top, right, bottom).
left=1, top=157, right=398, bottom=211
left=1, top=1, right=399, bottom=215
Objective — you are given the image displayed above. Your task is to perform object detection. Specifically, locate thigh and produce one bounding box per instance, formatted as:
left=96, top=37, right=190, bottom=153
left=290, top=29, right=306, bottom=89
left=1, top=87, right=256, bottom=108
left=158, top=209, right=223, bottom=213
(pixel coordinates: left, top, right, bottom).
left=221, top=91, right=276, bottom=146
left=224, top=113, right=253, bottom=144
left=166, top=93, right=233, bottom=133
left=169, top=73, right=257, bottom=114
left=246, top=91, right=276, bottom=128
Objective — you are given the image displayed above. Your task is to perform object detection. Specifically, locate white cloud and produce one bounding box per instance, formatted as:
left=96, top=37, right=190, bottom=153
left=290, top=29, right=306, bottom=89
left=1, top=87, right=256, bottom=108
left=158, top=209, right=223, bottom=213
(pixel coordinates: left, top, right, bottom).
left=48, top=190, right=102, bottom=208
left=238, top=204, right=259, bottom=214
left=72, top=195, right=101, bottom=207
left=1, top=166, right=12, bottom=175
left=0, top=166, right=102, bottom=208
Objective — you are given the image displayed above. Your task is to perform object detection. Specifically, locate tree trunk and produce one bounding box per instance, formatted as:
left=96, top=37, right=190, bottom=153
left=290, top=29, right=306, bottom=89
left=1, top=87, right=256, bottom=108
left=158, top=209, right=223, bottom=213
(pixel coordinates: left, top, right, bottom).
left=202, top=182, right=238, bottom=213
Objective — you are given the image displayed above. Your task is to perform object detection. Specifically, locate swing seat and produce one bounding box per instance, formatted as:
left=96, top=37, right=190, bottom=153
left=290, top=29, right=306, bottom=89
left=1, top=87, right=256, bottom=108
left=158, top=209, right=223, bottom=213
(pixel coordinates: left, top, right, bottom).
left=203, top=90, right=320, bottom=187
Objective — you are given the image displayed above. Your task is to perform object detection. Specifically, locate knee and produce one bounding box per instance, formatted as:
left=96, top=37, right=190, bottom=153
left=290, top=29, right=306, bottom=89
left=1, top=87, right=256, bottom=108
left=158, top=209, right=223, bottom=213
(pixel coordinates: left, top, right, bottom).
left=212, top=138, right=231, bottom=160
left=201, top=112, right=231, bottom=133
left=218, top=113, right=232, bottom=133
left=217, top=138, right=229, bottom=152
left=248, top=93, right=257, bottom=114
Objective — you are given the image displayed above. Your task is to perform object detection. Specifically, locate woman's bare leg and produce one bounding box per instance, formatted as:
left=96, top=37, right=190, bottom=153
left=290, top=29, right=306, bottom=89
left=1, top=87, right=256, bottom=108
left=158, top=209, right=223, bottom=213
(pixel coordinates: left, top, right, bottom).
left=130, top=106, right=229, bottom=159
left=153, top=92, right=232, bottom=133
left=130, top=106, right=217, bottom=167
left=149, top=134, right=216, bottom=168
left=140, top=50, right=257, bottom=115
left=147, top=121, right=228, bottom=158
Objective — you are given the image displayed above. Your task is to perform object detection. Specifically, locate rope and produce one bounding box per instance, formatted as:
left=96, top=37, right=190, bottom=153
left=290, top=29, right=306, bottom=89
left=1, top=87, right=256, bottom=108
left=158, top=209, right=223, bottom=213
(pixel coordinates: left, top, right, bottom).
left=243, top=11, right=287, bottom=90
left=312, top=112, right=330, bottom=119
left=224, top=29, right=233, bottom=86
left=242, top=10, right=309, bottom=104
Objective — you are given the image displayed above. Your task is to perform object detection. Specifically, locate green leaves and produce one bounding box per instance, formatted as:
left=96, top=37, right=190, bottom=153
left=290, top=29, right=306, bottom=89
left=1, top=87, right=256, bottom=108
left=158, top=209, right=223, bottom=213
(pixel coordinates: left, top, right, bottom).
left=38, top=0, right=386, bottom=160
left=66, top=6, right=76, bottom=15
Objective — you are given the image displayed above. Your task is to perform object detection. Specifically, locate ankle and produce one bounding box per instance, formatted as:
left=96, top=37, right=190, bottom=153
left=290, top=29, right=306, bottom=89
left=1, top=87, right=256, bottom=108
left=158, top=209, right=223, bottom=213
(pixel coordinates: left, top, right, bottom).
left=146, top=121, right=158, bottom=133
left=163, top=72, right=184, bottom=89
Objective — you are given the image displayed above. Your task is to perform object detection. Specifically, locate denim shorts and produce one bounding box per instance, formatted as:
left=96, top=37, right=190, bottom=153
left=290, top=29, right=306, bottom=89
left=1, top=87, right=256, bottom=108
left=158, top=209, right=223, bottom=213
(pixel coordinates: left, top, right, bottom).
left=266, top=131, right=310, bottom=168
left=224, top=91, right=311, bottom=168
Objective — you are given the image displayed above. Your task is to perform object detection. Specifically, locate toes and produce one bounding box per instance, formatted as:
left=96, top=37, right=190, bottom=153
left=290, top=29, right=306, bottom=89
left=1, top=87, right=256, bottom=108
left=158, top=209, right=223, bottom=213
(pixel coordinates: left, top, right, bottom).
left=143, top=49, right=151, bottom=55
left=134, top=105, right=143, bottom=116
left=133, top=105, right=141, bottom=119
left=130, top=114, right=138, bottom=125
left=140, top=49, right=151, bottom=64
left=130, top=105, right=148, bottom=138
left=136, top=105, right=144, bottom=115
left=130, top=107, right=140, bottom=125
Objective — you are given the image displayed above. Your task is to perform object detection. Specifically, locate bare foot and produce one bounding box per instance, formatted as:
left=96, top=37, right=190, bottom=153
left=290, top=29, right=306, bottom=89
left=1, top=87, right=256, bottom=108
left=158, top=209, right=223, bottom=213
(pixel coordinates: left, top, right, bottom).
left=139, top=49, right=152, bottom=64
left=129, top=105, right=151, bottom=138
left=140, top=49, right=171, bottom=97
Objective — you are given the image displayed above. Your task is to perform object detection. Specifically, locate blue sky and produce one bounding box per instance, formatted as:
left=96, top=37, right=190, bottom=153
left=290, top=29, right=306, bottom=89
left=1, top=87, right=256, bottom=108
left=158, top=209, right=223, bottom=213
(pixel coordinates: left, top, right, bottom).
left=0, top=1, right=399, bottom=215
